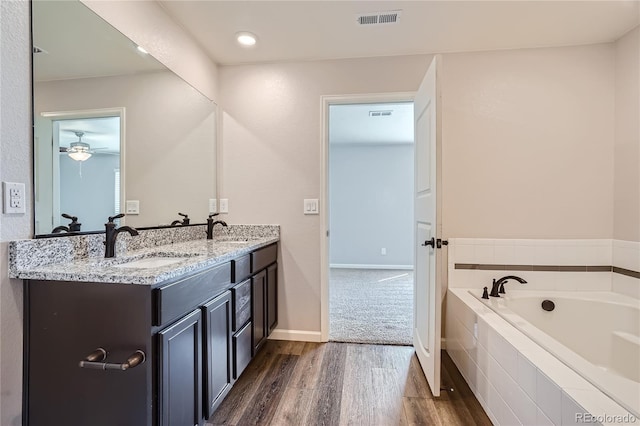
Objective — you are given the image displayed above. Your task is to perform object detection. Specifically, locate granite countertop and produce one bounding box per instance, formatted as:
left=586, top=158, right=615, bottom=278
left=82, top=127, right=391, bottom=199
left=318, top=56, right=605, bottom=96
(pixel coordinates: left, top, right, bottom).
left=11, top=236, right=279, bottom=285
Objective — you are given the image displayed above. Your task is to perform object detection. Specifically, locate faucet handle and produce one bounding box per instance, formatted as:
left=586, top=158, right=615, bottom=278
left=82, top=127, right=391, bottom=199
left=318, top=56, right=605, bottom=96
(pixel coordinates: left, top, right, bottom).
left=178, top=212, right=188, bottom=218
left=108, top=213, right=125, bottom=223
left=61, top=213, right=78, bottom=222
left=208, top=213, right=219, bottom=219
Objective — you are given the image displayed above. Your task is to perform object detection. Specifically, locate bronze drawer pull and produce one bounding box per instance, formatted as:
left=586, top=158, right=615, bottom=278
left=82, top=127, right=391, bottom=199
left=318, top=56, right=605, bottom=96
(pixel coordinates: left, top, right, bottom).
left=79, top=348, right=146, bottom=371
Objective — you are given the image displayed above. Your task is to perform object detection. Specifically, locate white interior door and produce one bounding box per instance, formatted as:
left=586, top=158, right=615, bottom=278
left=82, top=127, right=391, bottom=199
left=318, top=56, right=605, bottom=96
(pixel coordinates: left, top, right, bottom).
left=413, top=55, right=442, bottom=397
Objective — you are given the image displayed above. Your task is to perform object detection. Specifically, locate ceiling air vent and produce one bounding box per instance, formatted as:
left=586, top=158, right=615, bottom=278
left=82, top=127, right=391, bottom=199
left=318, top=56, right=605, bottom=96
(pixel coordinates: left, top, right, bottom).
left=369, top=110, right=393, bottom=117
left=356, top=10, right=402, bottom=26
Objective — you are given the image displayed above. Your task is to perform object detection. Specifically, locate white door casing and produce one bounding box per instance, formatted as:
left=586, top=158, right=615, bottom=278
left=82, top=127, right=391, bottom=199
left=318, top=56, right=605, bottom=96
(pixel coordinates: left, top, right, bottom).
left=413, top=55, right=443, bottom=397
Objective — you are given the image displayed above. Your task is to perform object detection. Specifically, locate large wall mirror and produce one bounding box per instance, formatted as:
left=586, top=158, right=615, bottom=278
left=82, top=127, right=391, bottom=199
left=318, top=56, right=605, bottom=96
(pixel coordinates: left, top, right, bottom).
left=32, top=0, right=217, bottom=236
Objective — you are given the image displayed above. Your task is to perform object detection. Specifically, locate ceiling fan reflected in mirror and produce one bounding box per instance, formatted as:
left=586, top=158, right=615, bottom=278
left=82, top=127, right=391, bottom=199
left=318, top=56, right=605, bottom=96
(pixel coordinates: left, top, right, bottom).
left=64, top=131, right=92, bottom=162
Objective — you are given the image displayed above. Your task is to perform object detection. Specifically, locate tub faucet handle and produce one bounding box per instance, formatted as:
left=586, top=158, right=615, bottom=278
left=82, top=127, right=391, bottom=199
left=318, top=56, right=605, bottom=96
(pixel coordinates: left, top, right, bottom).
left=482, top=287, right=489, bottom=300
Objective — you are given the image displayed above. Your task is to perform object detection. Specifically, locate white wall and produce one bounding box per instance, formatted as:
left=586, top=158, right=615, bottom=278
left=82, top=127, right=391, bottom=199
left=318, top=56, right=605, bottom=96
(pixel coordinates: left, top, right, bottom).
left=35, top=71, right=216, bottom=229
left=81, top=0, right=219, bottom=102
left=329, top=143, right=414, bottom=267
left=220, top=43, right=619, bottom=335
left=0, top=1, right=32, bottom=424
left=442, top=43, right=615, bottom=239
left=614, top=26, right=640, bottom=242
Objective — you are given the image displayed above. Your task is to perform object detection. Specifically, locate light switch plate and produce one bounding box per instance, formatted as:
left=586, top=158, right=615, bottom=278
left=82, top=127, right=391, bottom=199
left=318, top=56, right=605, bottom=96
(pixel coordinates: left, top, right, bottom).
left=126, top=200, right=140, bottom=215
left=219, top=199, right=228, bottom=213
left=3, top=182, right=26, bottom=214
left=304, top=199, right=319, bottom=215
left=209, top=199, right=217, bottom=213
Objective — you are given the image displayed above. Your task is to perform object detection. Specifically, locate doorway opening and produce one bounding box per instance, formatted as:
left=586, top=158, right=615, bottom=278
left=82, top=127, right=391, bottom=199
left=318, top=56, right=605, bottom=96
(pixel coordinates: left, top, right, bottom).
left=326, top=100, right=415, bottom=345
left=35, top=109, right=124, bottom=235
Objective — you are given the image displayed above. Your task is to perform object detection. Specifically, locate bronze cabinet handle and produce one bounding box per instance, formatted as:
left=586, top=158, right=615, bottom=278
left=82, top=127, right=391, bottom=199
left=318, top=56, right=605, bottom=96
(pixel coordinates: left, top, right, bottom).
left=79, top=349, right=145, bottom=371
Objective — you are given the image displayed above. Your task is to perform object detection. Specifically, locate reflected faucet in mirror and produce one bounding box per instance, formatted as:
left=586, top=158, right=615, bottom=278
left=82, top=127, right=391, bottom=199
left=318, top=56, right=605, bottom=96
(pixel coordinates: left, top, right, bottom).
left=171, top=213, right=190, bottom=226
left=52, top=213, right=82, bottom=233
left=104, top=214, right=139, bottom=258
left=207, top=213, right=228, bottom=239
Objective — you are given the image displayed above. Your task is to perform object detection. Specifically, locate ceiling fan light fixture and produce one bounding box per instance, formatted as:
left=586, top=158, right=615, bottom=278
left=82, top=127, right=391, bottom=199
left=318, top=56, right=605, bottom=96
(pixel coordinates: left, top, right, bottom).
left=236, top=31, right=257, bottom=47
left=68, top=132, right=92, bottom=161
left=68, top=150, right=92, bottom=162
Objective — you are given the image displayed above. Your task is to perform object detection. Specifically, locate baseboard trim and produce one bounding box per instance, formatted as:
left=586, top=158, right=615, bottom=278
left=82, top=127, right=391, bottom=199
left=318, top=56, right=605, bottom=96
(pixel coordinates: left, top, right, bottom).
left=330, top=264, right=414, bottom=270
left=269, top=329, right=324, bottom=342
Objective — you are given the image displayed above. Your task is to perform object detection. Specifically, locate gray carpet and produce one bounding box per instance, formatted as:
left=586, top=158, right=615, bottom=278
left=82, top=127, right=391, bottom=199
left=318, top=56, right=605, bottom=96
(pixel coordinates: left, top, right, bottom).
left=329, top=268, right=413, bottom=346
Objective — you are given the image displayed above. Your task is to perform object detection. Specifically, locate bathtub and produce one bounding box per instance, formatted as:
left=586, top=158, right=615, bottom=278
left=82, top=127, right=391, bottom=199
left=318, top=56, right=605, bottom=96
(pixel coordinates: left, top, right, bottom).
left=472, top=290, right=640, bottom=418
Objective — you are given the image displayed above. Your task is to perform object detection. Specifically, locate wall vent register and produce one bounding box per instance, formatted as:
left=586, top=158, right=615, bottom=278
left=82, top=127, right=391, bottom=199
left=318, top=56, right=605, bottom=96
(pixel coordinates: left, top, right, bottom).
left=356, top=11, right=402, bottom=26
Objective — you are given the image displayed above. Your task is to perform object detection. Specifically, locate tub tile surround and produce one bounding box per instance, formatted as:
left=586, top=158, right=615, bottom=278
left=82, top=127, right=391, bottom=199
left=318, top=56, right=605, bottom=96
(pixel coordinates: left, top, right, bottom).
left=446, top=238, right=640, bottom=425
left=447, top=289, right=636, bottom=426
left=448, top=238, right=640, bottom=298
left=8, top=224, right=280, bottom=284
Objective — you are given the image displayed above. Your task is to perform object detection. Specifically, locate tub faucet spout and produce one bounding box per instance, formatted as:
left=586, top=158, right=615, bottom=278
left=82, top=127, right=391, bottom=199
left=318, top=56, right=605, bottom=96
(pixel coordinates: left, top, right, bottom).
left=490, top=275, right=527, bottom=297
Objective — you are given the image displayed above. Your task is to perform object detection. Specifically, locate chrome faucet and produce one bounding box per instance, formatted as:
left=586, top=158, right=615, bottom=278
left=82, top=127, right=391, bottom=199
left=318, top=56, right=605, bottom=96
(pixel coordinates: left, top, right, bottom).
left=206, top=213, right=227, bottom=239
left=52, top=213, right=82, bottom=233
left=104, top=213, right=139, bottom=258
left=171, top=212, right=190, bottom=226
left=490, top=275, right=527, bottom=297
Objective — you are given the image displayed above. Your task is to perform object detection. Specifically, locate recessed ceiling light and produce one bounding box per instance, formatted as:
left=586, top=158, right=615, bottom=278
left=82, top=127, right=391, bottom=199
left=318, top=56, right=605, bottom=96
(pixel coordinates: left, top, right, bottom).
left=236, top=31, right=257, bottom=47
left=136, top=45, right=149, bottom=54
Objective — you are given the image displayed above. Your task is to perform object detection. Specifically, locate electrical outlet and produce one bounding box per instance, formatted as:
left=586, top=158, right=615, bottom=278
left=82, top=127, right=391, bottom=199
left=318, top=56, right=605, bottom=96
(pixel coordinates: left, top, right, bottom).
left=219, top=199, right=228, bottom=213
left=3, top=182, right=26, bottom=214
left=209, top=199, right=217, bottom=213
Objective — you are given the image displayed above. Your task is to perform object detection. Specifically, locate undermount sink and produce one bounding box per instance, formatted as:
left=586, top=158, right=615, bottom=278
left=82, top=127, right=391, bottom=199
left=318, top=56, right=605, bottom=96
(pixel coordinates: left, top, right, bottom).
left=215, top=238, right=250, bottom=244
left=113, top=256, right=187, bottom=269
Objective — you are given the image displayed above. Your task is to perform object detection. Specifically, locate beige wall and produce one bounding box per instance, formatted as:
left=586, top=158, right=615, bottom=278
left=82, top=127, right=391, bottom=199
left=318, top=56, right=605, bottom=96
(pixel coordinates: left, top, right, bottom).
left=81, top=0, right=219, bottom=102
left=0, top=1, right=32, bottom=424
left=219, top=56, right=432, bottom=333
left=220, top=43, right=618, bottom=334
left=35, top=71, right=217, bottom=229
left=614, top=26, right=640, bottom=242
left=442, top=44, right=615, bottom=238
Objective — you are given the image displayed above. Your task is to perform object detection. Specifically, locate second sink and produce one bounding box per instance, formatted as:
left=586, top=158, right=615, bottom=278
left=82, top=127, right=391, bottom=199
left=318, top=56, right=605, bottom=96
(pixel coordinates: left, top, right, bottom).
left=113, top=257, right=186, bottom=269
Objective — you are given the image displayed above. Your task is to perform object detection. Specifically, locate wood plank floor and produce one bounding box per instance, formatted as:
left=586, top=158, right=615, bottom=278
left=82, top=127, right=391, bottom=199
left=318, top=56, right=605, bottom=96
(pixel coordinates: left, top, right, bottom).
left=208, top=340, right=492, bottom=426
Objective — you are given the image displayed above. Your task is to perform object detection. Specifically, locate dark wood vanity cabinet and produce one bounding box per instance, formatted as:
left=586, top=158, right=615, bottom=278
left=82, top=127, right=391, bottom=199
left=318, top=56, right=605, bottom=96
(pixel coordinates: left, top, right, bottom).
left=202, top=291, right=233, bottom=417
left=24, top=243, right=278, bottom=426
left=249, top=245, right=278, bottom=355
left=158, top=309, right=203, bottom=426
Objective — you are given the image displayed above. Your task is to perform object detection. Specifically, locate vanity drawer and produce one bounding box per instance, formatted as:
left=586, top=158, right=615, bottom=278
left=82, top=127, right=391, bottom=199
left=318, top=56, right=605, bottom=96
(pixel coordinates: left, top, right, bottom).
left=154, top=262, right=231, bottom=327
left=231, top=254, right=251, bottom=283
left=231, top=279, right=251, bottom=332
left=233, top=321, right=252, bottom=379
left=251, top=244, right=277, bottom=273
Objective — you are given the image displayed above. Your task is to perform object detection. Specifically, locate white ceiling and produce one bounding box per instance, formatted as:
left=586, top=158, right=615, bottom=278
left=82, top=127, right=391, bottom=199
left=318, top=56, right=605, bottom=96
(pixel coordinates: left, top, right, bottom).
left=330, top=103, right=414, bottom=145
left=32, top=1, right=166, bottom=82
left=159, top=1, right=639, bottom=65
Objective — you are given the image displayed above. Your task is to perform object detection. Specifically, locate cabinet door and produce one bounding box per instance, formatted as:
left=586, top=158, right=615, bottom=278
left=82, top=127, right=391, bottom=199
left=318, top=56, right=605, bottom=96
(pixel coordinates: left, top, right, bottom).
left=202, top=291, right=233, bottom=418
left=251, top=270, right=267, bottom=354
left=267, top=264, right=278, bottom=334
left=158, top=309, right=203, bottom=426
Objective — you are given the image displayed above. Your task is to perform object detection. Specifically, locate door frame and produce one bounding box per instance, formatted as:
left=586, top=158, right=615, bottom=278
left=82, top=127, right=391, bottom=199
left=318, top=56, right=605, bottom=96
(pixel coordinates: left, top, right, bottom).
left=319, top=92, right=416, bottom=342
left=38, top=107, right=126, bottom=228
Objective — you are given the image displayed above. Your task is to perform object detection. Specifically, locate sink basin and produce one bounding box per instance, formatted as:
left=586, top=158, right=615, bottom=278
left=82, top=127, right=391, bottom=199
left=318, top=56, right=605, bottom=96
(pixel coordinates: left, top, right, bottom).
left=113, top=256, right=186, bottom=269
left=215, top=238, right=250, bottom=244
